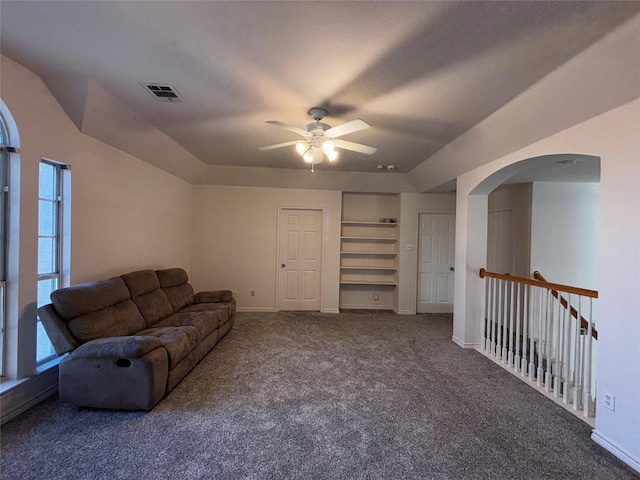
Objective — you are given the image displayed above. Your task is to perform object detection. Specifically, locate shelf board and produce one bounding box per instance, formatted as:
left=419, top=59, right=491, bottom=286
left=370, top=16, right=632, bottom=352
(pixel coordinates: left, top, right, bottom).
left=340, top=281, right=398, bottom=286
left=340, top=266, right=397, bottom=271
left=340, top=251, right=397, bottom=256
left=340, top=236, right=397, bottom=242
left=341, top=221, right=398, bottom=226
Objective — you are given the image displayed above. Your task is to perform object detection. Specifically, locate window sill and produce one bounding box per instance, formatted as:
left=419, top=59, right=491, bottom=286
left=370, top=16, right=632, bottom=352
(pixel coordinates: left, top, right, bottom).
left=0, top=377, right=28, bottom=395
left=0, top=355, right=64, bottom=395
left=36, top=354, right=64, bottom=374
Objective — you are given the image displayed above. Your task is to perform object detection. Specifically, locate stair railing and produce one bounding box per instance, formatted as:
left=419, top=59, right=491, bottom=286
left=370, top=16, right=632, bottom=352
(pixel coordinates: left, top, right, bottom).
left=478, top=268, right=598, bottom=420
left=533, top=271, right=598, bottom=340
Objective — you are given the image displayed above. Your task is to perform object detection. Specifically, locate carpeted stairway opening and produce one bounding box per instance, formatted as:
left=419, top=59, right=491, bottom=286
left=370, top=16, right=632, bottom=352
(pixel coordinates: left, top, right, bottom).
left=1, top=311, right=637, bottom=479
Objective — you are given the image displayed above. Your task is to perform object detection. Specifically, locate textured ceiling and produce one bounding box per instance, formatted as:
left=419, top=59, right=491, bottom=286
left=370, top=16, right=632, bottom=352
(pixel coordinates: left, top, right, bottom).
left=1, top=1, right=639, bottom=175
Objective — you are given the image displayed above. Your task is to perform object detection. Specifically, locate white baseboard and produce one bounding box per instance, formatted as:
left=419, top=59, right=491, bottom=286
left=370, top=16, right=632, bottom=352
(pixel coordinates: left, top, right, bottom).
left=236, top=307, right=276, bottom=313
left=451, top=335, right=481, bottom=349
left=592, top=430, right=640, bottom=474
left=1, top=366, right=59, bottom=425
left=394, top=309, right=415, bottom=315
left=321, top=308, right=340, bottom=314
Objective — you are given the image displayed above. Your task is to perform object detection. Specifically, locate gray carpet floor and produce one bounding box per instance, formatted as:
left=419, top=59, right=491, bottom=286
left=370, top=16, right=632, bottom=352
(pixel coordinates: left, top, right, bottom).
left=1, top=311, right=638, bottom=480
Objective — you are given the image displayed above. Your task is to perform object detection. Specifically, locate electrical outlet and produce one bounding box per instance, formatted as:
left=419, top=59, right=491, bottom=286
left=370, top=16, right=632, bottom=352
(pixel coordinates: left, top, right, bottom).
left=250, top=289, right=256, bottom=297
left=233, top=290, right=238, bottom=298
left=603, top=391, right=615, bottom=411
left=373, top=291, right=379, bottom=301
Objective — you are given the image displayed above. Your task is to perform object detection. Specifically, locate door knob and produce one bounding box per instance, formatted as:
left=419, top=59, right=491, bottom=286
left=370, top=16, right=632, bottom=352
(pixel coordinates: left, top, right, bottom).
left=281, top=263, right=286, bottom=268
left=450, top=267, right=455, bottom=272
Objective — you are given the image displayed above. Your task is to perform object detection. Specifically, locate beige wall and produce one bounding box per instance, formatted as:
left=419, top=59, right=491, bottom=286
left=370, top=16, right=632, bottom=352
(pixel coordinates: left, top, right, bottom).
left=191, top=185, right=341, bottom=312
left=0, top=55, right=193, bottom=379
left=530, top=182, right=599, bottom=289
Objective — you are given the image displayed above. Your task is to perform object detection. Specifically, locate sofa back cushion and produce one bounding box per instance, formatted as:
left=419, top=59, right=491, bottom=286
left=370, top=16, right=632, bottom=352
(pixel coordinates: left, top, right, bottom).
left=51, top=277, right=146, bottom=344
left=121, top=270, right=173, bottom=327
left=156, top=268, right=194, bottom=313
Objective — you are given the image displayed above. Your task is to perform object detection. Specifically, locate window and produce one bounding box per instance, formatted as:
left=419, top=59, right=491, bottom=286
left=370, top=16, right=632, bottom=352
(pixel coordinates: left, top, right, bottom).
left=0, top=119, right=8, bottom=376
left=37, top=160, right=68, bottom=364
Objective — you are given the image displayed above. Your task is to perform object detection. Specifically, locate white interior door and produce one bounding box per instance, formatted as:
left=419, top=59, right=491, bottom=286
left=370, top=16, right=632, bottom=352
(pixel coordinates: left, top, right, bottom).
left=417, top=214, right=455, bottom=313
left=277, top=209, right=322, bottom=311
left=487, top=209, right=514, bottom=274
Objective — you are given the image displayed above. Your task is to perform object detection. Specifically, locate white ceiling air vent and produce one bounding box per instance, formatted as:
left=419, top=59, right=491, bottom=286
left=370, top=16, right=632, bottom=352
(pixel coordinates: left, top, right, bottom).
left=142, top=83, right=184, bottom=103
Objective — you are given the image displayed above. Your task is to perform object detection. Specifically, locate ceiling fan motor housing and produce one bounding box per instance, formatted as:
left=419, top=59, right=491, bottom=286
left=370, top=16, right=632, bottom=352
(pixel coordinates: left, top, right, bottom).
left=308, top=107, right=327, bottom=122
left=305, top=122, right=331, bottom=133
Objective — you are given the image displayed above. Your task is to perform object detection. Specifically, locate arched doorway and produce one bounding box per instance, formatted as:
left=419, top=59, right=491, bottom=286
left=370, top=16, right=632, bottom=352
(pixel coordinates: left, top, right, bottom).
left=451, top=153, right=599, bottom=349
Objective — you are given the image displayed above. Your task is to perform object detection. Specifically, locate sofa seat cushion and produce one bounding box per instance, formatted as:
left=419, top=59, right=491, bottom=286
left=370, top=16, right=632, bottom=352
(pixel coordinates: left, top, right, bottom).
left=180, top=302, right=232, bottom=319
left=152, top=309, right=223, bottom=339
left=121, top=270, right=173, bottom=327
left=136, top=326, right=202, bottom=369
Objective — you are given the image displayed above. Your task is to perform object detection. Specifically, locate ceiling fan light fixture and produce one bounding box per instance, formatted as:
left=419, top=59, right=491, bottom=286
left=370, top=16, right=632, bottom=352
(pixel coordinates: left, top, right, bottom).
left=295, top=141, right=307, bottom=155
left=322, top=140, right=335, bottom=154
left=261, top=107, right=377, bottom=171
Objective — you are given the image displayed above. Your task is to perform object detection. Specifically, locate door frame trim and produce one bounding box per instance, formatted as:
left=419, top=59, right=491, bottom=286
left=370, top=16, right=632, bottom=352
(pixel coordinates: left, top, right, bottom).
left=414, top=210, right=456, bottom=314
left=275, top=206, right=326, bottom=312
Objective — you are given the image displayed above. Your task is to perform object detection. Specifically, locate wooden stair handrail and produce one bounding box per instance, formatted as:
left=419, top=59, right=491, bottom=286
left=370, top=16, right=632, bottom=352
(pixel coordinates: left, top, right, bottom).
left=478, top=268, right=598, bottom=298
left=478, top=268, right=598, bottom=340
left=533, top=271, right=598, bottom=341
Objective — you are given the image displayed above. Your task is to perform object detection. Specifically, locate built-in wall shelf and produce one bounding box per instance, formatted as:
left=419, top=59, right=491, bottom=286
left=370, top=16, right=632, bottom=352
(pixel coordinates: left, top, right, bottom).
left=340, top=236, right=398, bottom=241
left=340, top=266, right=397, bottom=271
left=341, top=221, right=398, bottom=227
left=339, top=192, right=400, bottom=309
left=340, top=251, right=397, bottom=256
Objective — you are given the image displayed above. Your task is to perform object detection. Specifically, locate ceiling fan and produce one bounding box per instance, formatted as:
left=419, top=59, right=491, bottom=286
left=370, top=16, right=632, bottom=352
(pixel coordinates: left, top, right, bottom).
left=260, top=108, right=377, bottom=171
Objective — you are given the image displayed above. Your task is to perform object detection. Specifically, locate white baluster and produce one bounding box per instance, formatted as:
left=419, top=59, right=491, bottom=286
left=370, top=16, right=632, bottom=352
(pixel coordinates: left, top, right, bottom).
left=496, top=279, right=503, bottom=358
left=544, top=289, right=553, bottom=392
left=562, top=293, right=572, bottom=404
left=529, top=286, right=536, bottom=382
left=553, top=290, right=562, bottom=398
left=514, top=282, right=521, bottom=372
left=482, top=276, right=489, bottom=352
left=485, top=277, right=491, bottom=352
left=537, top=288, right=545, bottom=387
left=521, top=284, right=529, bottom=376
left=502, top=280, right=509, bottom=363
left=583, top=298, right=594, bottom=417
left=573, top=296, right=583, bottom=411
left=491, top=278, right=497, bottom=356
left=508, top=281, right=515, bottom=368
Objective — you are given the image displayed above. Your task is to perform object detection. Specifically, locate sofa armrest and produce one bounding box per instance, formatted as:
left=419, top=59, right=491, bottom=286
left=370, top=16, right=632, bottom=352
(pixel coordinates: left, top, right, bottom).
left=194, top=290, right=233, bottom=304
left=37, top=304, right=79, bottom=355
left=70, top=336, right=163, bottom=360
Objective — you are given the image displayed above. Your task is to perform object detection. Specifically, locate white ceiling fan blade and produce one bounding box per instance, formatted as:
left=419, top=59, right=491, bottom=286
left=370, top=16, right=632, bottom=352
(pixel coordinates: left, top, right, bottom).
left=335, top=139, right=378, bottom=155
left=259, top=140, right=299, bottom=151
left=265, top=120, right=308, bottom=136
left=325, top=119, right=370, bottom=138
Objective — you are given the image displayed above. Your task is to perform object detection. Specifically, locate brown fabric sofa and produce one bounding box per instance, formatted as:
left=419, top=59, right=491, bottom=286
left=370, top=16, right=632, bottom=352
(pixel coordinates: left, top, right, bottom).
left=37, top=267, right=235, bottom=411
